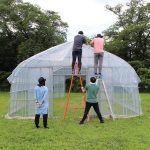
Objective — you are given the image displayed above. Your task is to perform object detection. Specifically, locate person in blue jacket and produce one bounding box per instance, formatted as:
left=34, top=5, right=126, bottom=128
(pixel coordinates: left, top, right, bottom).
left=34, top=77, right=49, bottom=128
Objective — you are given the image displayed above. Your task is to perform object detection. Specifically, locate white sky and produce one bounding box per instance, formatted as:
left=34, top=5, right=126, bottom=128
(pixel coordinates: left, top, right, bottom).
left=23, top=0, right=149, bottom=41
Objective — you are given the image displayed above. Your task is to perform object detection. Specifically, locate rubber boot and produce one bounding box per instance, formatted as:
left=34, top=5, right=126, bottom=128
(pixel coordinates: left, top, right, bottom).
left=43, top=114, right=49, bottom=128
left=35, top=114, right=40, bottom=128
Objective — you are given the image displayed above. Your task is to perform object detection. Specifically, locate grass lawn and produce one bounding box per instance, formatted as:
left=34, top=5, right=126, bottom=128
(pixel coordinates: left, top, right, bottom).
left=0, top=92, right=149, bottom=150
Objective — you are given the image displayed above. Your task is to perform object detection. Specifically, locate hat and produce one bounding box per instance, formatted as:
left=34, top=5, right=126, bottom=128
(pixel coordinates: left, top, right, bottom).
left=97, top=34, right=103, bottom=38
left=38, top=77, right=46, bottom=83
left=90, top=77, right=96, bottom=83
left=78, top=31, right=84, bottom=35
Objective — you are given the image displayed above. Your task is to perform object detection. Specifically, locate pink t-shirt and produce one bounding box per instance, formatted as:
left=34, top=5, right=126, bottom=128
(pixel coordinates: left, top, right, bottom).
left=91, top=38, right=104, bottom=53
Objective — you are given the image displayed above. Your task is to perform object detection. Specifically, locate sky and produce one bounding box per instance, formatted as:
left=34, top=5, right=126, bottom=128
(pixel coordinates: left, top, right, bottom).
left=23, top=0, right=149, bottom=41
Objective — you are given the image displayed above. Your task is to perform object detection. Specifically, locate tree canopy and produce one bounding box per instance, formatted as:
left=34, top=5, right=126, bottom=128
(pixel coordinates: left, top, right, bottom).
left=104, top=0, right=150, bottom=61
left=104, top=0, right=150, bottom=91
left=0, top=0, right=68, bottom=71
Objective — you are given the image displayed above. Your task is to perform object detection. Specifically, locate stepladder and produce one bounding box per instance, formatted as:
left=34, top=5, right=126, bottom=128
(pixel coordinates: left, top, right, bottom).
left=64, top=66, right=115, bottom=120
left=64, top=67, right=86, bottom=119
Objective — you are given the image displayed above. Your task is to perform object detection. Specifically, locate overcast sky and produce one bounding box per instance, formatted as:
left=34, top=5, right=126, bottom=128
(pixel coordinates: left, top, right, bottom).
left=23, top=0, right=149, bottom=41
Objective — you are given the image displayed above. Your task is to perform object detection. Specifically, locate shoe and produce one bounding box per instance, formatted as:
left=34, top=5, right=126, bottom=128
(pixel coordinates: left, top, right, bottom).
left=36, top=125, right=40, bottom=128
left=44, top=126, right=49, bottom=129
left=79, top=121, right=84, bottom=125
left=98, top=73, right=102, bottom=79
left=100, top=120, right=104, bottom=123
left=95, top=73, right=98, bottom=78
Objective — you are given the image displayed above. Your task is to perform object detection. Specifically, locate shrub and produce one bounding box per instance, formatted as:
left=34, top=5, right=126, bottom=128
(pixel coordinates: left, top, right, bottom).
left=0, top=71, right=11, bottom=91
left=143, top=59, right=150, bottom=68
left=137, top=68, right=150, bottom=92
left=65, top=76, right=86, bottom=92
left=128, top=60, right=144, bottom=71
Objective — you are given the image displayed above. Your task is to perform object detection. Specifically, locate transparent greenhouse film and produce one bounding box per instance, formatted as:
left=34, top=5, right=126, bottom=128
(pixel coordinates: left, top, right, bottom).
left=7, top=42, right=142, bottom=119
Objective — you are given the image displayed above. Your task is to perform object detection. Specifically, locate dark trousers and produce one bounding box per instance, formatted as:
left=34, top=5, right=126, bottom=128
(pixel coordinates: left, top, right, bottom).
left=72, top=50, right=82, bottom=70
left=35, top=114, right=48, bottom=128
left=80, top=102, right=103, bottom=123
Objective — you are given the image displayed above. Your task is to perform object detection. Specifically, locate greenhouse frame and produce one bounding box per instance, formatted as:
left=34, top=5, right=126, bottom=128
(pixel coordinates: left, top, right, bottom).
left=7, top=42, right=142, bottom=119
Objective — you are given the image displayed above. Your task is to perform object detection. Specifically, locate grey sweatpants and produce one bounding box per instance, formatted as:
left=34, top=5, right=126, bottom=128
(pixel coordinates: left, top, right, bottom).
left=94, top=52, right=104, bottom=74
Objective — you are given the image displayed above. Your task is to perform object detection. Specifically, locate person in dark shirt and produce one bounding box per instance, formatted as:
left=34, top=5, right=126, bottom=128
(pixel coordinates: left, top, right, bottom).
left=72, top=31, right=86, bottom=73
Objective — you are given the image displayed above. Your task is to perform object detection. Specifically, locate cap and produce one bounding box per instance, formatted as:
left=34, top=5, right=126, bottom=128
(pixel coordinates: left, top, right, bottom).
left=38, top=77, right=46, bottom=83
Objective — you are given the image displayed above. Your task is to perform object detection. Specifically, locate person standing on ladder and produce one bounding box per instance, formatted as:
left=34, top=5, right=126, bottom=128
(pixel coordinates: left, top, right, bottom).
left=72, top=31, right=87, bottom=73
left=90, top=34, right=105, bottom=78
left=79, top=77, right=104, bottom=124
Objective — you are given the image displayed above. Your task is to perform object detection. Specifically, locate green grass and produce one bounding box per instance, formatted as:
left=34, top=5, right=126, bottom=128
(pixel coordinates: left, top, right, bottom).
left=0, top=92, right=150, bottom=150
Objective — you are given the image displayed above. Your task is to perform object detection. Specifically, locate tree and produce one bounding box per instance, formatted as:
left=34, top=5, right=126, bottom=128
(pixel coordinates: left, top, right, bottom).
left=103, top=0, right=150, bottom=91
left=0, top=0, right=68, bottom=71
left=104, top=0, right=150, bottom=61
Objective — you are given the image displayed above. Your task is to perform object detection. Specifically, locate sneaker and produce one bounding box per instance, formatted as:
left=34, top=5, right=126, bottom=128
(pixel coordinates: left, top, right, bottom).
left=98, top=73, right=103, bottom=79
left=36, top=125, right=40, bottom=128
left=79, top=121, right=84, bottom=125
left=95, top=73, right=98, bottom=78
left=44, top=126, right=49, bottom=129
left=100, top=120, right=104, bottom=123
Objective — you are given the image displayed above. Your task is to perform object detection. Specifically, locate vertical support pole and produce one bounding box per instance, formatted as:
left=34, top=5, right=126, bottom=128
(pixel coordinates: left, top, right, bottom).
left=50, top=67, right=54, bottom=117
left=101, top=79, right=115, bottom=120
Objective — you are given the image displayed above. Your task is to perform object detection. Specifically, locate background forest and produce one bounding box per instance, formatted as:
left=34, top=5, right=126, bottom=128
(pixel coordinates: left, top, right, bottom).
left=0, top=0, right=149, bottom=92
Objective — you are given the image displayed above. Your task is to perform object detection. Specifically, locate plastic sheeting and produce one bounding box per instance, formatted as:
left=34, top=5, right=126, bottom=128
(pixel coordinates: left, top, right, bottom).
left=7, top=41, right=142, bottom=118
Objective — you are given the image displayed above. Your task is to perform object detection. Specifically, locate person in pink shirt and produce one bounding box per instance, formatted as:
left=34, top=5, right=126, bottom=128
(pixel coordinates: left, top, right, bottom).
left=90, top=34, right=105, bottom=77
